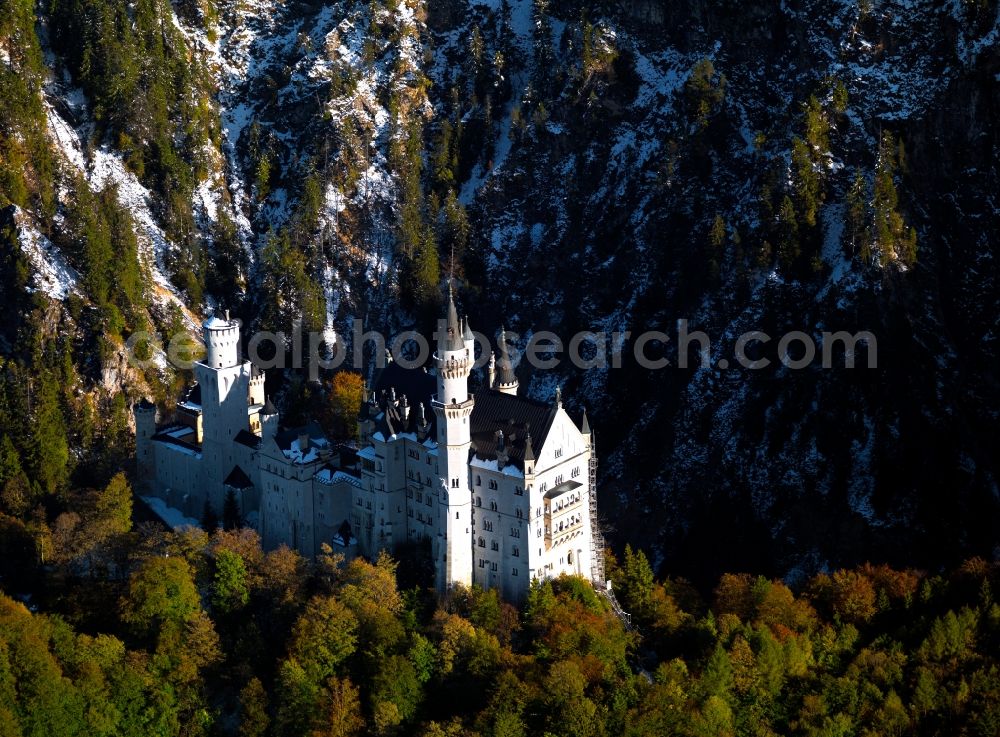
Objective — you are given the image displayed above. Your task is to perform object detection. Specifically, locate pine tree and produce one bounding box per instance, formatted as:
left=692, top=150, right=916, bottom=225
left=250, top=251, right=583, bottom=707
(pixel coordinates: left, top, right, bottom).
left=223, top=488, right=241, bottom=531
left=776, top=196, right=800, bottom=271
left=28, top=370, right=69, bottom=497
left=846, top=168, right=869, bottom=260
left=202, top=500, right=219, bottom=535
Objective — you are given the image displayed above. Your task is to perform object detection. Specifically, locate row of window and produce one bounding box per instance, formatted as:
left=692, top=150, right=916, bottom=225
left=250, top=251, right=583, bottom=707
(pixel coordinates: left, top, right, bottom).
left=407, top=509, right=431, bottom=524
left=476, top=560, right=520, bottom=577
left=406, top=489, right=433, bottom=507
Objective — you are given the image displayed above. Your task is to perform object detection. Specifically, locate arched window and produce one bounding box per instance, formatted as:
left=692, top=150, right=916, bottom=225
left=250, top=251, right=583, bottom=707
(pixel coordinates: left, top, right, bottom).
left=476, top=475, right=481, bottom=486
left=568, top=551, right=574, bottom=564
left=478, top=537, right=485, bottom=547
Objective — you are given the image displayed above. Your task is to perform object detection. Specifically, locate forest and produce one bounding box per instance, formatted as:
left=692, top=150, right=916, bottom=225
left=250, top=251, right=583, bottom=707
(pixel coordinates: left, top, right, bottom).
left=2, top=502, right=1000, bottom=736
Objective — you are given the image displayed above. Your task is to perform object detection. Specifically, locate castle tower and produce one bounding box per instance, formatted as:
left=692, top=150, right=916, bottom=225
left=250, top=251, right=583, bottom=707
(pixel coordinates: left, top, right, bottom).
left=249, top=365, right=266, bottom=406
left=432, top=287, right=474, bottom=592
left=494, top=327, right=519, bottom=396
left=134, top=399, right=157, bottom=495
left=261, top=398, right=279, bottom=442
left=195, top=313, right=252, bottom=514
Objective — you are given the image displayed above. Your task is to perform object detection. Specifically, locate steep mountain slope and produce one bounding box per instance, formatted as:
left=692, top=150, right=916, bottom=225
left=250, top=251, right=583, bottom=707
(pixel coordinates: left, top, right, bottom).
left=1, top=0, right=998, bottom=585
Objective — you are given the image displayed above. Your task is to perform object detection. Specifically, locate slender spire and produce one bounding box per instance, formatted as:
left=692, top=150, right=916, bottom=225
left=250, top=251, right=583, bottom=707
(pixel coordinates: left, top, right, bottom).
left=581, top=408, right=591, bottom=435
left=447, top=294, right=462, bottom=351
left=463, top=314, right=474, bottom=341
left=523, top=430, right=535, bottom=463
left=496, top=327, right=517, bottom=391
left=554, top=385, right=562, bottom=408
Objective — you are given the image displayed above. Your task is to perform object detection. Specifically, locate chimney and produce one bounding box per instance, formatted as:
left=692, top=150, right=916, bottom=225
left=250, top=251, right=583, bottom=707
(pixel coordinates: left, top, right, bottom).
left=298, top=433, right=310, bottom=454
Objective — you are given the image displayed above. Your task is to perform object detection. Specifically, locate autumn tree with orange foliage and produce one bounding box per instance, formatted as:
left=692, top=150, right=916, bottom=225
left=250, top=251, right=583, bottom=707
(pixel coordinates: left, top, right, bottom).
left=325, top=371, right=365, bottom=440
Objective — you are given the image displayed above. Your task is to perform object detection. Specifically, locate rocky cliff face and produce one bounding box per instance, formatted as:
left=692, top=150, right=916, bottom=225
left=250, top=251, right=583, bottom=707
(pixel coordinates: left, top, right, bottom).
left=7, top=0, right=1000, bottom=583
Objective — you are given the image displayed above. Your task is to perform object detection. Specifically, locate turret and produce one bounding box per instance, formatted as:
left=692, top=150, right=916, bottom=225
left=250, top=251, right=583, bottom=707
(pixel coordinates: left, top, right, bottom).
left=495, top=327, right=518, bottom=396
left=261, top=398, right=279, bottom=442
left=416, top=402, right=430, bottom=442
left=463, top=315, right=475, bottom=357
left=523, top=431, right=536, bottom=477
left=249, top=364, right=266, bottom=406
left=435, top=286, right=472, bottom=408
left=203, top=311, right=241, bottom=369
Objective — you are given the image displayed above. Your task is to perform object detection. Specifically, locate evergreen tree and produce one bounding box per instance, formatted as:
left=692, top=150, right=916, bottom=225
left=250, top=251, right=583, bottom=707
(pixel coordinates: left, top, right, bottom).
left=202, top=500, right=219, bottom=535
left=28, top=370, right=69, bottom=498
left=223, top=488, right=242, bottom=531
left=776, top=196, right=800, bottom=271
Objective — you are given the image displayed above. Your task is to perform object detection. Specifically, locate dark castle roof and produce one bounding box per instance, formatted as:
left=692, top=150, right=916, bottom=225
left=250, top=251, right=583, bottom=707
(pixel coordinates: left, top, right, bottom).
left=368, top=365, right=563, bottom=470
left=234, top=430, right=262, bottom=449
left=224, top=465, right=254, bottom=489
left=469, top=389, right=555, bottom=469
left=369, top=361, right=437, bottom=438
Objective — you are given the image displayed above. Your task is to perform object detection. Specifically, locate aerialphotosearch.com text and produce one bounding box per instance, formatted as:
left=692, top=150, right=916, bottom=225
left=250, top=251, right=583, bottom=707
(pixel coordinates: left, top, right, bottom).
left=126, top=319, right=877, bottom=380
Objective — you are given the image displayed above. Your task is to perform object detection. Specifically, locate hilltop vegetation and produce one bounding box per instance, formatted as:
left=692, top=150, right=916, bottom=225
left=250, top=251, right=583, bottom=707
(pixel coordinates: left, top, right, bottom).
left=2, top=518, right=1000, bottom=736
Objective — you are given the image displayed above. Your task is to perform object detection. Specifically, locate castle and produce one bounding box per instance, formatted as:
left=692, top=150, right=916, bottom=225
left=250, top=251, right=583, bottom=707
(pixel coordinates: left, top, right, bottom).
left=135, top=294, right=603, bottom=601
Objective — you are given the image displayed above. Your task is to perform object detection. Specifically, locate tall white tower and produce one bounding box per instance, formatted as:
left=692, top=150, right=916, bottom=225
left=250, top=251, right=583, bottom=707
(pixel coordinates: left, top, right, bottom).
left=195, top=313, right=252, bottom=514
left=432, top=288, right=474, bottom=592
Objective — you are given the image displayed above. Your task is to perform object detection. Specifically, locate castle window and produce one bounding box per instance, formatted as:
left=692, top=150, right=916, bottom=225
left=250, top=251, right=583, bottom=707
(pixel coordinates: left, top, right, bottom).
left=476, top=475, right=481, bottom=486
left=452, top=478, right=460, bottom=488
left=489, top=480, right=498, bottom=490
left=512, top=568, right=518, bottom=576
left=476, top=496, right=482, bottom=507
left=516, top=508, right=523, bottom=519
left=478, top=537, right=485, bottom=548
left=483, top=521, right=493, bottom=532
left=515, top=486, right=523, bottom=496
left=416, top=492, right=422, bottom=503
left=571, top=467, right=580, bottom=478
left=479, top=559, right=485, bottom=568
left=455, top=512, right=459, bottom=519
left=491, top=562, right=498, bottom=572
left=511, top=527, right=520, bottom=538
left=512, top=546, right=519, bottom=557
left=555, top=475, right=563, bottom=485
left=537, top=528, right=542, bottom=538
left=568, top=551, right=574, bottom=564
left=555, top=448, right=563, bottom=458
left=490, top=501, right=498, bottom=512
left=491, top=541, right=498, bottom=551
